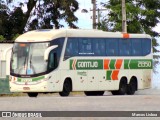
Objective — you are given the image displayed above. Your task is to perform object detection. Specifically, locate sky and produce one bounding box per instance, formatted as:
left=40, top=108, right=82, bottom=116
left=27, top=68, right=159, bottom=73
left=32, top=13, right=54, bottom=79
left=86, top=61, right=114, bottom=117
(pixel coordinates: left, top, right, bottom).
left=72, top=0, right=107, bottom=29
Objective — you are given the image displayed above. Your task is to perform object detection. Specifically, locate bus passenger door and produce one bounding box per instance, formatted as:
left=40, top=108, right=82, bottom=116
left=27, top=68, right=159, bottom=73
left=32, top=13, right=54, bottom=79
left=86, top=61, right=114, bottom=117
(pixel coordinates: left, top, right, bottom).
left=48, top=50, right=61, bottom=91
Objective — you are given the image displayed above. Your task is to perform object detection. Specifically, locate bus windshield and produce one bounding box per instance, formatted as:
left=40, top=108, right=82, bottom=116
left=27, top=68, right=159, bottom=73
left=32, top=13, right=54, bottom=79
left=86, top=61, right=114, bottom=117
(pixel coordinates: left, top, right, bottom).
left=11, top=42, right=49, bottom=76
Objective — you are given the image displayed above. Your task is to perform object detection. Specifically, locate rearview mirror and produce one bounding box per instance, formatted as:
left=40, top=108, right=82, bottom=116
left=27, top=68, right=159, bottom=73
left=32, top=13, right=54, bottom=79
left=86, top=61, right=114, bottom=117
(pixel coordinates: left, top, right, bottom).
left=44, top=45, right=58, bottom=61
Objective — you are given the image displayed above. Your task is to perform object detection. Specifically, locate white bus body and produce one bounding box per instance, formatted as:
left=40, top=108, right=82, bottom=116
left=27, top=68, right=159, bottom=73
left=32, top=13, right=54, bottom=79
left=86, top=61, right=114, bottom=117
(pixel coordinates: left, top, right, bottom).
left=9, top=29, right=152, bottom=97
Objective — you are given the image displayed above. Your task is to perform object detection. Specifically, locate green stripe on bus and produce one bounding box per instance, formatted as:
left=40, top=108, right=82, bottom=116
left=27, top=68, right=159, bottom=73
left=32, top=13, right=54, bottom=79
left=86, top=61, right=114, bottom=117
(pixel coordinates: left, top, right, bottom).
left=124, top=59, right=152, bottom=69
left=124, top=60, right=130, bottom=69
left=18, top=78, right=21, bottom=82
left=18, top=76, right=45, bottom=82
left=32, top=76, right=45, bottom=81
left=109, top=59, right=116, bottom=69
left=70, top=59, right=152, bottom=70
left=106, top=70, right=112, bottom=80
left=70, top=59, right=74, bottom=70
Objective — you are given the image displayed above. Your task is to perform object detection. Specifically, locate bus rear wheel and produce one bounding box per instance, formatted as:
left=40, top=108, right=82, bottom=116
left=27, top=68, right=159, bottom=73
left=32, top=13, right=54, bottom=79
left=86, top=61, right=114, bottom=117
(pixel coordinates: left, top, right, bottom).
left=59, top=80, right=72, bottom=97
left=111, top=78, right=127, bottom=95
left=127, top=79, right=137, bottom=95
left=27, top=92, right=38, bottom=97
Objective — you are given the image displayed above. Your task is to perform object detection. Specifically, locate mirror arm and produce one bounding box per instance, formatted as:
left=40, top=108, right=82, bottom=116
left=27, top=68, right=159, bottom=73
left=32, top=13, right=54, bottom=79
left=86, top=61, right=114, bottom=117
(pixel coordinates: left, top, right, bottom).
left=44, top=45, right=58, bottom=61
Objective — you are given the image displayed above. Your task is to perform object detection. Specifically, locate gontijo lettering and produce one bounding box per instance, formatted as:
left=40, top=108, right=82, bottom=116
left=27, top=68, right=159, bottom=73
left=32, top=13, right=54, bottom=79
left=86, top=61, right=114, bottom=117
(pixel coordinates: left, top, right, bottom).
left=77, top=61, right=98, bottom=68
left=70, top=59, right=103, bottom=70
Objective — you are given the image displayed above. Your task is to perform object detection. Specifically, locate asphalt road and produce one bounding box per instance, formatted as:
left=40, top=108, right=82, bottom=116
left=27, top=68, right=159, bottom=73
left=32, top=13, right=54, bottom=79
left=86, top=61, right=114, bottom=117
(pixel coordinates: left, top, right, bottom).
left=0, top=89, right=160, bottom=120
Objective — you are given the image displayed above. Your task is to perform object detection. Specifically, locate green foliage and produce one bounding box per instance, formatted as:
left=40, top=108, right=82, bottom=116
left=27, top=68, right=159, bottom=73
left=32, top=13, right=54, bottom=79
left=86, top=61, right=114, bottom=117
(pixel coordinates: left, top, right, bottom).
left=101, top=0, right=160, bottom=34
left=100, top=0, right=160, bottom=71
left=0, top=35, right=5, bottom=41
left=1, top=0, right=79, bottom=39
left=13, top=34, right=20, bottom=40
left=0, top=4, right=25, bottom=40
left=28, top=0, right=79, bottom=29
left=0, top=1, right=9, bottom=40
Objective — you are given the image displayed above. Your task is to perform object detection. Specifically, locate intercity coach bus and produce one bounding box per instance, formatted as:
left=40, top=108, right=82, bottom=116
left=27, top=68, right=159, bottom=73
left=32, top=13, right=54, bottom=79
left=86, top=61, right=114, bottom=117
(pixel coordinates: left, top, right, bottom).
left=9, top=29, right=152, bottom=97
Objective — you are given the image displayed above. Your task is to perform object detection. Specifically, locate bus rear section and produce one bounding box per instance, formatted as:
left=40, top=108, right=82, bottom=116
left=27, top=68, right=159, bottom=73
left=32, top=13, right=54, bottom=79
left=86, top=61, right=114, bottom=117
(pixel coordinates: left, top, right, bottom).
left=61, top=36, right=152, bottom=96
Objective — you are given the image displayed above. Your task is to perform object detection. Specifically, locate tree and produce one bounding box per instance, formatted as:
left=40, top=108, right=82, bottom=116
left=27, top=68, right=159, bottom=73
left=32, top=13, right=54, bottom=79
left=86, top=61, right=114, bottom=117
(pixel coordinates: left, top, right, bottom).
left=0, top=35, right=5, bottom=41
left=0, top=1, right=25, bottom=40
left=33, top=0, right=79, bottom=29
left=0, top=0, right=25, bottom=40
left=0, top=0, right=9, bottom=40
left=0, top=0, right=78, bottom=40
left=6, top=7, right=26, bottom=40
left=6, top=0, right=79, bottom=31
left=99, top=0, right=160, bottom=71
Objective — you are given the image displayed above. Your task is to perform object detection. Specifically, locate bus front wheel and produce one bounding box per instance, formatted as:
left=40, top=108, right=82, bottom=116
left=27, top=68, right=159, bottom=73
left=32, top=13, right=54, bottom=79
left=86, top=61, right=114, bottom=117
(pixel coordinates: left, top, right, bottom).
left=27, top=92, right=38, bottom=97
left=59, top=79, right=72, bottom=97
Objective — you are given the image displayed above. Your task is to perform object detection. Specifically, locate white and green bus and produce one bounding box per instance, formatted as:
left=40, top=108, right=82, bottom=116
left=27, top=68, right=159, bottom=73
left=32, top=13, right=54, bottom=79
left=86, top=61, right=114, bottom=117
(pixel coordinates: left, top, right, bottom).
left=9, top=29, right=152, bottom=97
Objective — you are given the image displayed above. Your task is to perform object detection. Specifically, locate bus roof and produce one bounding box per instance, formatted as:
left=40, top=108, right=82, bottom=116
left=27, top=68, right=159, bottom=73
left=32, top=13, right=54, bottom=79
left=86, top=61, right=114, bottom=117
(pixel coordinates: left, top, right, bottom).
left=15, top=29, right=152, bottom=42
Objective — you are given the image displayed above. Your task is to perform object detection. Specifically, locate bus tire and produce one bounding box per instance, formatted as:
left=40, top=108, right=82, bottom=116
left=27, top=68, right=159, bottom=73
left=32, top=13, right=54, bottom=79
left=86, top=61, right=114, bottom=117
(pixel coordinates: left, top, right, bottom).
left=84, top=91, right=104, bottom=96
left=111, top=78, right=127, bottom=95
left=27, top=92, right=38, bottom=97
left=59, top=79, right=72, bottom=97
left=84, top=91, right=95, bottom=96
left=96, top=91, right=105, bottom=96
left=84, top=91, right=93, bottom=96
left=127, top=78, right=137, bottom=95
left=111, top=91, right=119, bottom=95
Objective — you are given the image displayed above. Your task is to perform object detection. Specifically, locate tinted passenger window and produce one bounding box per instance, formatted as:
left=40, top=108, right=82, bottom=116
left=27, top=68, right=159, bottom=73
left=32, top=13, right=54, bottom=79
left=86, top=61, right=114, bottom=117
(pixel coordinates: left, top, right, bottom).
left=79, top=38, right=93, bottom=55
left=131, top=39, right=142, bottom=56
left=92, top=39, right=105, bottom=56
left=64, top=37, right=151, bottom=60
left=51, top=38, right=64, bottom=64
left=142, top=39, right=151, bottom=55
left=106, top=39, right=119, bottom=56
left=119, top=39, right=131, bottom=56
left=65, top=38, right=78, bottom=59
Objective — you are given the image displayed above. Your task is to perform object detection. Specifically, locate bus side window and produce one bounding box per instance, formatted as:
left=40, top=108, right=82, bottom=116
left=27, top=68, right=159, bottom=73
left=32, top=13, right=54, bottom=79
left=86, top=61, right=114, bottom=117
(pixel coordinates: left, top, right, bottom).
left=64, top=38, right=78, bottom=60
left=65, top=41, right=72, bottom=56
left=92, top=39, right=105, bottom=56
left=119, top=39, right=131, bottom=56
left=106, top=39, right=119, bottom=56
left=48, top=50, right=58, bottom=72
left=79, top=38, right=92, bottom=55
left=142, top=39, right=151, bottom=55
left=131, top=39, right=142, bottom=56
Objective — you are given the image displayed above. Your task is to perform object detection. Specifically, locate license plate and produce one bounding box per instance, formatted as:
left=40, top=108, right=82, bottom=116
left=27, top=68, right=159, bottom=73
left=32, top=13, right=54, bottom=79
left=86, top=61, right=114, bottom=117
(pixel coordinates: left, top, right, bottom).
left=23, top=87, right=30, bottom=90
left=21, top=79, right=32, bottom=82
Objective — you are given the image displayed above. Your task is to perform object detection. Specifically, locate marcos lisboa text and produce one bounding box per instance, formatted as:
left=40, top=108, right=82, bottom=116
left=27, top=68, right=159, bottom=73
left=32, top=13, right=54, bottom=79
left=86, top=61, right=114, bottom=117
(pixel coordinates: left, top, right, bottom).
left=132, top=112, right=158, bottom=117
